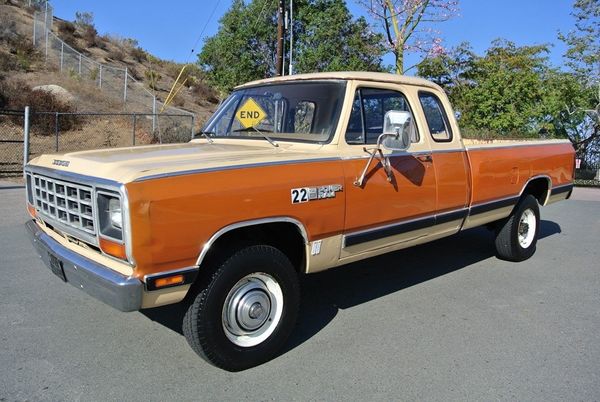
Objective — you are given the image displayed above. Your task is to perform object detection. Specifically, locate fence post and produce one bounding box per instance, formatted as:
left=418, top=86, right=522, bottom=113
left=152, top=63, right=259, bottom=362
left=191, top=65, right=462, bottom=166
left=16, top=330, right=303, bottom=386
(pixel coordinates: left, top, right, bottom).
left=99, top=65, right=102, bottom=88
left=60, top=41, right=64, bottom=72
left=152, top=96, right=157, bottom=132
left=190, top=115, right=195, bottom=140
left=123, top=68, right=128, bottom=102
left=55, top=112, right=59, bottom=152
left=44, top=1, right=48, bottom=61
left=78, top=54, right=82, bottom=75
left=132, top=114, right=136, bottom=146
left=32, top=13, right=36, bottom=46
left=23, top=106, right=30, bottom=171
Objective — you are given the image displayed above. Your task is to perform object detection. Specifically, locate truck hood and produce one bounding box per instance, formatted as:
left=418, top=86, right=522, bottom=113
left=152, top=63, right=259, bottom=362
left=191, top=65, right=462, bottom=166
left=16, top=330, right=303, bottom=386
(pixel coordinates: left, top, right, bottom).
left=28, top=141, right=332, bottom=183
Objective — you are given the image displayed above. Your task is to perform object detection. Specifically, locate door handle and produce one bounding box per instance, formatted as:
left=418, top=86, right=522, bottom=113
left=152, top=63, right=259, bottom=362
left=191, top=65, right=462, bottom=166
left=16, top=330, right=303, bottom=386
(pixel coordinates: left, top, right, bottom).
left=416, top=154, right=433, bottom=163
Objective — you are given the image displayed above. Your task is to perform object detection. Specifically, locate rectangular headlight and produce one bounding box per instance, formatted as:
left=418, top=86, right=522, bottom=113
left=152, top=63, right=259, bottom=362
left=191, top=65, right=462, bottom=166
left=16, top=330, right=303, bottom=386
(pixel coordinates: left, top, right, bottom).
left=97, top=192, right=123, bottom=241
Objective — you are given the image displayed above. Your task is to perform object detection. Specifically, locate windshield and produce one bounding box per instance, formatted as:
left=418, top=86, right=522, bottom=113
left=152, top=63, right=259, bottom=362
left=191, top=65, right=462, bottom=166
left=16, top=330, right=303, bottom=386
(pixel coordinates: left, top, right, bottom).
left=201, top=81, right=347, bottom=144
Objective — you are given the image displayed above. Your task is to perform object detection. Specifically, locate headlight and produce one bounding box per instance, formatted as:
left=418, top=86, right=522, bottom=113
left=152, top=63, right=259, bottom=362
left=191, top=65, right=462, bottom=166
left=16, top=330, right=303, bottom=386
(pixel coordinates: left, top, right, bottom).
left=108, top=197, right=122, bottom=229
left=97, top=192, right=123, bottom=241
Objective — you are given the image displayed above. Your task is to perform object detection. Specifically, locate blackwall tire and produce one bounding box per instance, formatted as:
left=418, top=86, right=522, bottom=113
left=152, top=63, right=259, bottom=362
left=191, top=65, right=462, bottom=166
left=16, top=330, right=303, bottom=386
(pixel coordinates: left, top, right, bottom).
left=494, top=194, right=540, bottom=262
left=183, top=244, right=300, bottom=371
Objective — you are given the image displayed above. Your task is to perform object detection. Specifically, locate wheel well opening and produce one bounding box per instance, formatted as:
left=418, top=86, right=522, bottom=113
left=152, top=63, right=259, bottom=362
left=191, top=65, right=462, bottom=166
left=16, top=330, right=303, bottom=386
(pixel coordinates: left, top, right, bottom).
left=522, top=178, right=550, bottom=205
left=200, top=222, right=306, bottom=275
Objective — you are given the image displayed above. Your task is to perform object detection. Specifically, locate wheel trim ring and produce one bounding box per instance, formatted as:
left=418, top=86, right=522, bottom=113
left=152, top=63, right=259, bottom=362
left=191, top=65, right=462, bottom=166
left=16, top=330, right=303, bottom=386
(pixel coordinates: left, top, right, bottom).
left=518, top=208, right=536, bottom=248
left=222, top=273, right=284, bottom=348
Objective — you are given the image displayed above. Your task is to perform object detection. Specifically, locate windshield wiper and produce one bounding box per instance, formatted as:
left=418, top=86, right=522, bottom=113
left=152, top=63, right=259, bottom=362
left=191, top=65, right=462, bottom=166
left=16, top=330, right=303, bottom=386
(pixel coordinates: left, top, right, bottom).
left=194, top=131, right=214, bottom=143
left=232, top=126, right=279, bottom=148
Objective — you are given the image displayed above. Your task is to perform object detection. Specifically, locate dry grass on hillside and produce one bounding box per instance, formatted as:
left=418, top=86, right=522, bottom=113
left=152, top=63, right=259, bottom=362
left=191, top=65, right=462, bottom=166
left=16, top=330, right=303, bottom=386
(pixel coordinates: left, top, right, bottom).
left=0, top=1, right=219, bottom=124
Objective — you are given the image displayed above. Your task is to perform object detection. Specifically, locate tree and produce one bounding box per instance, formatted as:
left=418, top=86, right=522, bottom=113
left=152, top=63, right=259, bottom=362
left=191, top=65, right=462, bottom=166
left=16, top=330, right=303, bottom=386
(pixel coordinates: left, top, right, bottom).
left=559, top=0, right=600, bottom=82
left=198, top=0, right=386, bottom=93
left=558, top=0, right=599, bottom=164
left=360, top=0, right=459, bottom=74
left=294, top=0, right=385, bottom=72
left=543, top=71, right=598, bottom=164
left=198, top=0, right=271, bottom=93
left=419, top=40, right=551, bottom=135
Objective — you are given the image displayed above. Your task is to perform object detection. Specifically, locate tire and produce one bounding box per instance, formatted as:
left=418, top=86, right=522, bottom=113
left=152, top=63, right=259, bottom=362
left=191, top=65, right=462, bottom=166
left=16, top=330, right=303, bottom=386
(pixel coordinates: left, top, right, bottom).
left=183, top=244, right=300, bottom=371
left=494, top=194, right=540, bottom=262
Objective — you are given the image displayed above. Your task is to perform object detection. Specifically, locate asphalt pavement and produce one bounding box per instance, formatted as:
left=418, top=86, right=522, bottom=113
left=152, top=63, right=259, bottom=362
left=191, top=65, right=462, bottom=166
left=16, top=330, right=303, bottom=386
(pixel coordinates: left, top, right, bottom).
left=1, top=182, right=599, bottom=401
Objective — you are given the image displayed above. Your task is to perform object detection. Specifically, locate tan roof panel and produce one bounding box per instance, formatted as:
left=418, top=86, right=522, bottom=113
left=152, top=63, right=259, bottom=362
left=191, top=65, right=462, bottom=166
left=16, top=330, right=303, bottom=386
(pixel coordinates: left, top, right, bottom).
left=235, top=71, right=442, bottom=91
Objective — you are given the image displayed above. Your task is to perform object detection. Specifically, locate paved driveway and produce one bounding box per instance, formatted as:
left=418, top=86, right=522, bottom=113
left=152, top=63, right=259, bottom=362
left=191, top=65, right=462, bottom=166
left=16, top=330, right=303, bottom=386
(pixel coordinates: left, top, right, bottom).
left=1, top=183, right=599, bottom=401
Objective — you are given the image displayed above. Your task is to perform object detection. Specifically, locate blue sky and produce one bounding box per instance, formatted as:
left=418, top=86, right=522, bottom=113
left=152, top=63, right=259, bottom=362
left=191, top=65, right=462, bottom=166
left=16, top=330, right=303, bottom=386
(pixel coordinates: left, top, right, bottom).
left=51, top=0, right=575, bottom=72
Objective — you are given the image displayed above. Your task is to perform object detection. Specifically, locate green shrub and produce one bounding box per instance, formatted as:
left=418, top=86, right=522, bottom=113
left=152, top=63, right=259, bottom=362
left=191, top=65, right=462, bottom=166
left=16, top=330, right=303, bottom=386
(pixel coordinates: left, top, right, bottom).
left=146, top=54, right=163, bottom=66
left=0, top=79, right=80, bottom=134
left=58, top=20, right=77, bottom=36
left=144, top=69, right=161, bottom=90
left=89, top=67, right=98, bottom=81
left=107, top=47, right=125, bottom=62
left=0, top=51, right=18, bottom=72
left=74, top=11, right=94, bottom=30
left=130, top=47, right=146, bottom=62
left=81, top=25, right=98, bottom=47
left=191, top=80, right=219, bottom=104
left=57, top=20, right=80, bottom=50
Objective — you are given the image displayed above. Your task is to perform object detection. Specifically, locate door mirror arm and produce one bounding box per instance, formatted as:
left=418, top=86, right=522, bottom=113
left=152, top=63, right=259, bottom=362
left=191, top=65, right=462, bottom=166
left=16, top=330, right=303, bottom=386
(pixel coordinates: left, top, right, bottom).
left=353, top=132, right=398, bottom=188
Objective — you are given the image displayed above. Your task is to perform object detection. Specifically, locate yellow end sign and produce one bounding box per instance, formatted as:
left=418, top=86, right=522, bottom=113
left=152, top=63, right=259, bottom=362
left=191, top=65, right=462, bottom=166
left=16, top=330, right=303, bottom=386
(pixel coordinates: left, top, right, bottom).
left=235, top=98, right=267, bottom=128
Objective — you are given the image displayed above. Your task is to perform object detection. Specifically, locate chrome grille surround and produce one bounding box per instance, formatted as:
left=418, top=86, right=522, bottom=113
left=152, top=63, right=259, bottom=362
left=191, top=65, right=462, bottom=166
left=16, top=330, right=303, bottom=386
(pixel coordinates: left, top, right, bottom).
left=31, top=173, right=97, bottom=244
left=25, top=165, right=135, bottom=266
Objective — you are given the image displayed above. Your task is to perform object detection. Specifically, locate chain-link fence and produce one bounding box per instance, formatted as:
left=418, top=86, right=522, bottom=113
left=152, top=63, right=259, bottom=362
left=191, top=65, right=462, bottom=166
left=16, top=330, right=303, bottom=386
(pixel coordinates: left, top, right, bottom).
left=575, top=162, right=600, bottom=187
left=31, top=2, right=193, bottom=117
left=0, top=108, right=195, bottom=176
left=0, top=110, right=26, bottom=175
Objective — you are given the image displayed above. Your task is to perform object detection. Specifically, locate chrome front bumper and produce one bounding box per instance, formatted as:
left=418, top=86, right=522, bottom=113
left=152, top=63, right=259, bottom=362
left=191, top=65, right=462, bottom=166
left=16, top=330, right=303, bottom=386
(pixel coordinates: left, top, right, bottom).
left=26, top=220, right=143, bottom=312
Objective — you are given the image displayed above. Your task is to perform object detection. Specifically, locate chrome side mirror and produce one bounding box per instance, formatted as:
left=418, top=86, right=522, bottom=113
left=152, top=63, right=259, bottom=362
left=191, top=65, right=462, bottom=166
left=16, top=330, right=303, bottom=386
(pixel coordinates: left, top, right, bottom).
left=381, top=110, right=412, bottom=151
left=354, top=110, right=414, bottom=187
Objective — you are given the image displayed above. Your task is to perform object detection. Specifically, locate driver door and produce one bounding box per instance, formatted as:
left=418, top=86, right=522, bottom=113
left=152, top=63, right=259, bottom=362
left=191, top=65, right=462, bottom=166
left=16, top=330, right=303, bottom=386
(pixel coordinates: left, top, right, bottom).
left=341, top=84, right=437, bottom=257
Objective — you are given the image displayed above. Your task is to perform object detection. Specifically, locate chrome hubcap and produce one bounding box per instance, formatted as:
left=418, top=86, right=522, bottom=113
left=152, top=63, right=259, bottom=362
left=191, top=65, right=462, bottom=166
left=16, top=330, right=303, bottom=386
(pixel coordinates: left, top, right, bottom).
left=222, top=273, right=283, bottom=347
left=518, top=208, right=536, bottom=248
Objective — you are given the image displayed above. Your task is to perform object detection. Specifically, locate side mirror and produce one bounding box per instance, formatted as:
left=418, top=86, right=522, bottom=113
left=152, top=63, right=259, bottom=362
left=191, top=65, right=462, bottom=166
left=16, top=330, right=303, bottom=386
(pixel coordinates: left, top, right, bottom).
left=381, top=110, right=412, bottom=151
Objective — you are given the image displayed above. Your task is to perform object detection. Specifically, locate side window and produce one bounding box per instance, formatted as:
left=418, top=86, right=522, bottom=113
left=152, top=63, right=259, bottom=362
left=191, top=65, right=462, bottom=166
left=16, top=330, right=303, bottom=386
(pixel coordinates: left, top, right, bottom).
left=345, top=88, right=419, bottom=145
left=345, top=92, right=364, bottom=144
left=419, top=92, right=453, bottom=142
left=293, top=101, right=316, bottom=134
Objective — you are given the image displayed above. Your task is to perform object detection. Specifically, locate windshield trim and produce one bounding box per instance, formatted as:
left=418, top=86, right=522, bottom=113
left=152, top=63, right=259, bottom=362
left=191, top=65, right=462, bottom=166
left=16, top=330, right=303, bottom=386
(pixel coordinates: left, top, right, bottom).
left=200, top=80, right=348, bottom=145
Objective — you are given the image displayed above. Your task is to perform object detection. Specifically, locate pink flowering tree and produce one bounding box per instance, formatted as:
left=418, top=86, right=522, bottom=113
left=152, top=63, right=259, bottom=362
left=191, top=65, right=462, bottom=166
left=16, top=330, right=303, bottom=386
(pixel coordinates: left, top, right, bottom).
left=360, top=0, right=459, bottom=74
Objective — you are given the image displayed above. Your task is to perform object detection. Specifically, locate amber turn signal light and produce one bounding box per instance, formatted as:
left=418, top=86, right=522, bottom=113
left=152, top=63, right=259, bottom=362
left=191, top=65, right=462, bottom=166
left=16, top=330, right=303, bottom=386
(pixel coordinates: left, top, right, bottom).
left=99, top=237, right=127, bottom=260
left=27, top=203, right=36, bottom=218
left=155, top=275, right=185, bottom=289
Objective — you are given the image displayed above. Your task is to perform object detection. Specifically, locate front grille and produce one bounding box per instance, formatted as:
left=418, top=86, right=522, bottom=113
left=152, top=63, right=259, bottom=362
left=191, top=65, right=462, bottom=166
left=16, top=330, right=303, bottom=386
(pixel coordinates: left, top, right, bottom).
left=32, top=174, right=96, bottom=237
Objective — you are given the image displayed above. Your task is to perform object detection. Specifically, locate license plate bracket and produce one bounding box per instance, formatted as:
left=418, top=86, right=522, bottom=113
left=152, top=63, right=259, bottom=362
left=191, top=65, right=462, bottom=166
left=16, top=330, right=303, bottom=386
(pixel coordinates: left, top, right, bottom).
left=48, top=252, right=67, bottom=282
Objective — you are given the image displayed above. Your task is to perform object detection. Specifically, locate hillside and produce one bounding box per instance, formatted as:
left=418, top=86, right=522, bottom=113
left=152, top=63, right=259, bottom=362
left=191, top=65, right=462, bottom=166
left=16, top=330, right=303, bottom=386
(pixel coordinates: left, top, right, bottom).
left=0, top=0, right=219, bottom=124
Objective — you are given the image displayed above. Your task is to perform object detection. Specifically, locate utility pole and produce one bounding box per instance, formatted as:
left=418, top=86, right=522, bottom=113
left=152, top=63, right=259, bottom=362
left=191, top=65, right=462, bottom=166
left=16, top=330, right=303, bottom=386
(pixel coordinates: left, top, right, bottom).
left=276, top=0, right=285, bottom=76
left=288, top=0, right=293, bottom=75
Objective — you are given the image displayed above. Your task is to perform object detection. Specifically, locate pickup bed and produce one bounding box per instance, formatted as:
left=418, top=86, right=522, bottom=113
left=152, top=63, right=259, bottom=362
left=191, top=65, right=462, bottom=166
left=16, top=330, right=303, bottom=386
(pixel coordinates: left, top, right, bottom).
left=24, top=72, right=574, bottom=371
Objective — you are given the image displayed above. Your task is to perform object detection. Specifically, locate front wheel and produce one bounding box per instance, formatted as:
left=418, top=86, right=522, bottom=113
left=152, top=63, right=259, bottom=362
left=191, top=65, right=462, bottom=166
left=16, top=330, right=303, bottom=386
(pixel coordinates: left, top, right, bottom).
left=183, top=244, right=300, bottom=371
left=494, top=194, right=540, bottom=262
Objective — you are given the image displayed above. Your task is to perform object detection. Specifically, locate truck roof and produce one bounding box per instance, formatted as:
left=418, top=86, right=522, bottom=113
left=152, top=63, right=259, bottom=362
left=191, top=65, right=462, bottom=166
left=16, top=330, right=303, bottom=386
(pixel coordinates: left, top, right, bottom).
left=235, top=71, right=443, bottom=91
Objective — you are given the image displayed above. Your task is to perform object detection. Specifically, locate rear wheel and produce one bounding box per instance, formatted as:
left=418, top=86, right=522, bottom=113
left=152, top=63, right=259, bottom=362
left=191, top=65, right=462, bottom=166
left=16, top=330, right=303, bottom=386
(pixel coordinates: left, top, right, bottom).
left=494, top=194, right=540, bottom=261
left=183, top=244, right=300, bottom=371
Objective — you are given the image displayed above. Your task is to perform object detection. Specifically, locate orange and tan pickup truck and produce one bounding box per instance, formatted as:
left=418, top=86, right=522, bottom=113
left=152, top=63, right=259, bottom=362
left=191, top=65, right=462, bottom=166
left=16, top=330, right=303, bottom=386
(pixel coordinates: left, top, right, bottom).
left=24, top=72, right=574, bottom=371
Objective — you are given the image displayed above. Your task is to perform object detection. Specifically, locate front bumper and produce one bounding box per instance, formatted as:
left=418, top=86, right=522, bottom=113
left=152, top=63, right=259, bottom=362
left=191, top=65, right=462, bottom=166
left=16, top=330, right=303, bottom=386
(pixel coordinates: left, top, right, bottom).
left=26, top=220, right=143, bottom=312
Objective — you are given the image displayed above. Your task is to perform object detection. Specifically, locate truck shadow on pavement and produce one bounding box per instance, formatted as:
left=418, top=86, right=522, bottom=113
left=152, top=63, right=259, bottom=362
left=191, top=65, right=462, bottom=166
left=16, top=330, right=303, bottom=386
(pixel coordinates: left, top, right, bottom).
left=140, top=220, right=561, bottom=357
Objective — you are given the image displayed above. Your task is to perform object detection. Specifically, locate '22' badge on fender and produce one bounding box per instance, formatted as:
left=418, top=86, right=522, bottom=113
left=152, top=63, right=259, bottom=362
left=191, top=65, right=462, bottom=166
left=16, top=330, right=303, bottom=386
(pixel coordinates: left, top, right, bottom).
left=291, top=184, right=342, bottom=204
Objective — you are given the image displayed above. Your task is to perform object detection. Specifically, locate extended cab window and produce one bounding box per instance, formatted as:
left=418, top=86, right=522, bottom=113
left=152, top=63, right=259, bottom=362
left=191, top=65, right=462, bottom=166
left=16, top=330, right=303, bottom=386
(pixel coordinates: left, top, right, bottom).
left=345, top=88, right=418, bottom=145
left=419, top=92, right=453, bottom=142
